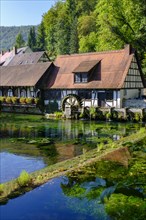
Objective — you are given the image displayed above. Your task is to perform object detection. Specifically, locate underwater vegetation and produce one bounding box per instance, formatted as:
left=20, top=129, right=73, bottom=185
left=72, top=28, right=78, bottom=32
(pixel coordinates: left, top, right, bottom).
left=64, top=135, right=146, bottom=220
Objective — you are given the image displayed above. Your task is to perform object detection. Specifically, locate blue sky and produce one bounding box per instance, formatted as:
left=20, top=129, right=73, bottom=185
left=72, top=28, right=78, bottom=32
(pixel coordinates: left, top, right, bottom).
left=0, top=0, right=55, bottom=26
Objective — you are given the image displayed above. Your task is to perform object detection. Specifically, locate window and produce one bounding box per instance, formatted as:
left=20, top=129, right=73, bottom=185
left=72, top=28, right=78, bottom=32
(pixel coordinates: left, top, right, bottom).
left=21, top=89, right=26, bottom=97
left=74, top=73, right=88, bottom=83
left=30, top=88, right=35, bottom=97
left=8, top=89, right=13, bottom=97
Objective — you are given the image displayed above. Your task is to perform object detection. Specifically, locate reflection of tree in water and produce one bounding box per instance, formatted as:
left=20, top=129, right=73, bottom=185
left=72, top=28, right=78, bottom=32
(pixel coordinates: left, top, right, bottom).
left=60, top=176, right=110, bottom=220
left=60, top=158, right=145, bottom=220
left=0, top=120, right=144, bottom=141
left=37, top=140, right=57, bottom=155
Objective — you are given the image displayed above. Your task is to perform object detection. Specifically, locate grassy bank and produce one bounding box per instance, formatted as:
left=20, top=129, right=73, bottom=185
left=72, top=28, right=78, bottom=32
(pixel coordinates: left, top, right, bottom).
left=0, top=127, right=146, bottom=204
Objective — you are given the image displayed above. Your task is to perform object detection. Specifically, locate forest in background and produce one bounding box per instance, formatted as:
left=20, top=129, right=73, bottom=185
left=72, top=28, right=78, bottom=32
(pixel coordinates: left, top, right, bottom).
left=0, top=0, right=146, bottom=73
left=0, top=26, right=38, bottom=51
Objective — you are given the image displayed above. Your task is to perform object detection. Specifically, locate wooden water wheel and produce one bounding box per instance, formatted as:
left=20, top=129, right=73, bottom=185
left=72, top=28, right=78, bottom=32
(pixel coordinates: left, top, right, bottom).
left=61, top=94, right=82, bottom=118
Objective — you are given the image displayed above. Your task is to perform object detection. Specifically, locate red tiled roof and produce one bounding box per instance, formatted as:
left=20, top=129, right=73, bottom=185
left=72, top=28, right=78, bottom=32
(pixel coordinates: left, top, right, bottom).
left=47, top=46, right=136, bottom=89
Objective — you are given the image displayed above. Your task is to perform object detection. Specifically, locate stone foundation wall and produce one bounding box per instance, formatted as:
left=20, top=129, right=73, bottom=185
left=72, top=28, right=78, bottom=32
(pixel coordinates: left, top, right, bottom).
left=1, top=104, right=42, bottom=115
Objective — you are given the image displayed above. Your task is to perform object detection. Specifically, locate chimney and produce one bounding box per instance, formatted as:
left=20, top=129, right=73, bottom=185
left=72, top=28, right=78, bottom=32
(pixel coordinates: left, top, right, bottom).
left=13, top=46, right=17, bottom=55
left=124, top=44, right=132, bottom=54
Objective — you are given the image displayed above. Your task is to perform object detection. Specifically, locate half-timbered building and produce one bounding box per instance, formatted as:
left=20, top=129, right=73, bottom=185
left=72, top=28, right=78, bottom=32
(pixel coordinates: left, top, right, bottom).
left=44, top=45, right=145, bottom=111
left=0, top=62, right=53, bottom=99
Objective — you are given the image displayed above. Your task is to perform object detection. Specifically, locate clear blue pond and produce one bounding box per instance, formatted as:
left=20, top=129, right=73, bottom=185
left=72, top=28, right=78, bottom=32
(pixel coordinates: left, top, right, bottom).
left=0, top=116, right=145, bottom=220
left=0, top=177, right=110, bottom=220
left=0, top=152, right=46, bottom=183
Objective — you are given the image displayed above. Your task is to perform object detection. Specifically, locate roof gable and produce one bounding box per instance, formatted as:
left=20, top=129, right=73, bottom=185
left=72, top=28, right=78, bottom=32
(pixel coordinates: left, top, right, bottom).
left=122, top=55, right=144, bottom=89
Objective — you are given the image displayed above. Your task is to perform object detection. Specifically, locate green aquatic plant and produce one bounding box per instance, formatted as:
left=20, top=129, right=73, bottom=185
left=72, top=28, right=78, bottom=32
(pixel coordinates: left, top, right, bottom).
left=89, top=106, right=97, bottom=119
left=134, top=112, right=143, bottom=122
left=105, top=112, right=111, bottom=120
left=54, top=111, right=63, bottom=118
left=17, top=170, right=31, bottom=187
left=0, top=184, right=4, bottom=195
left=105, top=194, right=146, bottom=220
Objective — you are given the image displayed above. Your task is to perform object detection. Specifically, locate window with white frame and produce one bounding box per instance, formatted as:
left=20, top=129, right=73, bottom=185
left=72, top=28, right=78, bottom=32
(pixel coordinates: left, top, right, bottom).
left=8, top=89, right=13, bottom=97
left=74, top=73, right=88, bottom=83
left=20, top=89, right=26, bottom=97
left=30, top=87, right=35, bottom=97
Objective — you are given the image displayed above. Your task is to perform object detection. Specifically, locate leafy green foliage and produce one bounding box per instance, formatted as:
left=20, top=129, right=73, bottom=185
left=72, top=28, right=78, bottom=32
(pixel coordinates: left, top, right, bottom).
left=105, top=194, right=146, bottom=220
left=43, top=0, right=145, bottom=67
left=36, top=22, right=46, bottom=51
left=27, top=26, right=37, bottom=51
left=17, top=170, right=31, bottom=187
left=0, top=184, right=4, bottom=195
left=95, top=0, right=146, bottom=59
left=15, top=32, right=25, bottom=48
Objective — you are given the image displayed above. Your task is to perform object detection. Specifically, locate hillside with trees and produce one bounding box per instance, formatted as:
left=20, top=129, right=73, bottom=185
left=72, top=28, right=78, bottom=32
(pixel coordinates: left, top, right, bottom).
left=0, top=26, right=38, bottom=51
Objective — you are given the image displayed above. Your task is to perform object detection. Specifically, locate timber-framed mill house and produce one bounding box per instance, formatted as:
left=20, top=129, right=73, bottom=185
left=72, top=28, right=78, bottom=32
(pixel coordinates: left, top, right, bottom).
left=0, top=45, right=145, bottom=114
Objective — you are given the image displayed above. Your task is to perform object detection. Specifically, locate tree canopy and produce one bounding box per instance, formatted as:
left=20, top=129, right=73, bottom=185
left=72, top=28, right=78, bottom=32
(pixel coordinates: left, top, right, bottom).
left=41, top=0, right=146, bottom=73
left=15, top=32, right=25, bottom=48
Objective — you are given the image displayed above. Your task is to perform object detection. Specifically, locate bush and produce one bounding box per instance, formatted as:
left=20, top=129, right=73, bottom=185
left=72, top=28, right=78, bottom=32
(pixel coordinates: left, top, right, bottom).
left=11, top=96, right=19, bottom=104
left=134, top=112, right=143, bottom=122
left=54, top=111, right=63, bottom=118
left=105, top=112, right=111, bottom=120
left=0, top=184, right=4, bottom=195
left=19, top=97, right=26, bottom=104
left=17, top=170, right=31, bottom=187
left=25, top=97, right=34, bottom=104
left=34, top=98, right=39, bottom=104
left=89, top=106, right=97, bottom=119
left=0, top=96, right=6, bottom=102
left=5, top=96, right=12, bottom=103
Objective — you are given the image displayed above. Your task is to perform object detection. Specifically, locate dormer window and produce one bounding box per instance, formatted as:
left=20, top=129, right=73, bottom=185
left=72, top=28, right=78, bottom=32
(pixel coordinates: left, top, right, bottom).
left=74, top=73, right=88, bottom=83
left=73, top=60, right=100, bottom=84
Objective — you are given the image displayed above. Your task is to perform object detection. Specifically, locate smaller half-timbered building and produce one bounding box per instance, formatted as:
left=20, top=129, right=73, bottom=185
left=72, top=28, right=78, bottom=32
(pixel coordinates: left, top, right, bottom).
left=0, top=62, right=53, bottom=99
